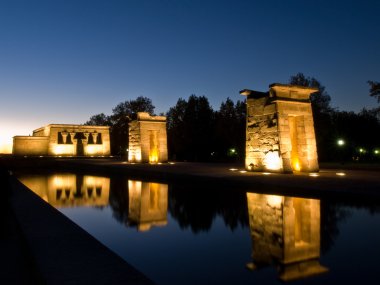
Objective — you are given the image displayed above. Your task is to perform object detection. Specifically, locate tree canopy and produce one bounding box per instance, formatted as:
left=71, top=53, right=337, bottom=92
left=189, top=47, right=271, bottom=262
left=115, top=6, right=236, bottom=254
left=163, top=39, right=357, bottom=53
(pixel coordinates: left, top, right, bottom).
left=368, top=80, right=380, bottom=103
left=85, top=96, right=155, bottom=155
left=85, top=79, right=380, bottom=162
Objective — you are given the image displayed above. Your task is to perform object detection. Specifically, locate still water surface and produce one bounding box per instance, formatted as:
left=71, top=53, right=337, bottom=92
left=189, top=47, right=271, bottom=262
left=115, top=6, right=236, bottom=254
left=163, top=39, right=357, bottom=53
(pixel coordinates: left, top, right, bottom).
left=16, top=172, right=380, bottom=285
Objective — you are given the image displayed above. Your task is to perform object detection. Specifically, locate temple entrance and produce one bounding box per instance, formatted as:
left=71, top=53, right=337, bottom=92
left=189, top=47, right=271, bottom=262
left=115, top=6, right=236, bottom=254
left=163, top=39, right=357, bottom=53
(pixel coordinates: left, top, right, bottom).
left=289, top=116, right=301, bottom=171
left=75, top=133, right=84, bottom=156
left=149, top=130, right=159, bottom=163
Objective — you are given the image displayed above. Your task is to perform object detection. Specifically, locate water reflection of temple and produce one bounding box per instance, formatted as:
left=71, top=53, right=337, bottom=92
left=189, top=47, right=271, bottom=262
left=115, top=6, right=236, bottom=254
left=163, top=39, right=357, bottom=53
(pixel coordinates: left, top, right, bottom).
left=246, top=193, right=328, bottom=282
left=18, top=174, right=110, bottom=207
left=128, top=180, right=168, bottom=231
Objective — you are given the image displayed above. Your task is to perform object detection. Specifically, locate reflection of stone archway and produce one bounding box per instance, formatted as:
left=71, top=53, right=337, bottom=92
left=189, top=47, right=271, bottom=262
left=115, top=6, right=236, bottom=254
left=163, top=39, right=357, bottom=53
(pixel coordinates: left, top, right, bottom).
left=128, top=180, right=168, bottom=231
left=246, top=193, right=328, bottom=281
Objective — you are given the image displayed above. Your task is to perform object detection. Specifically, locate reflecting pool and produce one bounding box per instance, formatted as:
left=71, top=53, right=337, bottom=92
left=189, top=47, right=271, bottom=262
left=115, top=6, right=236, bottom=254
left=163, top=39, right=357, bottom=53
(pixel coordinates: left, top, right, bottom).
left=17, top=172, right=380, bottom=285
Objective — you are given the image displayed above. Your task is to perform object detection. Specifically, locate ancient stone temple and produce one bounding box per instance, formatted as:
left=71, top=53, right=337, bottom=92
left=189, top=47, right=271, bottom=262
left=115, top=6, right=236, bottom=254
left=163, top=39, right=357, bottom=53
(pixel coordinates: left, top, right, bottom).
left=246, top=193, right=328, bottom=281
left=128, top=180, right=168, bottom=231
left=128, top=112, right=168, bottom=163
left=240, top=84, right=319, bottom=173
left=13, top=124, right=110, bottom=156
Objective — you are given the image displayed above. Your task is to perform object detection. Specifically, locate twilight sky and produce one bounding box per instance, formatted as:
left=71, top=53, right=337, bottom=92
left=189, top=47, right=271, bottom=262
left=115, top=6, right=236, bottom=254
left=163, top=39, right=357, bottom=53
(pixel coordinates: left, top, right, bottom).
left=1, top=0, right=379, bottom=153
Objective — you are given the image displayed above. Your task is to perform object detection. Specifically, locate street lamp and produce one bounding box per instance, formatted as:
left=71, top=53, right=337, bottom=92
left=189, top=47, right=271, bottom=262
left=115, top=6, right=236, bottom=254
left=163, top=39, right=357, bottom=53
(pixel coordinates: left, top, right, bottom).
left=337, top=139, right=345, bottom=146
left=337, top=139, right=345, bottom=164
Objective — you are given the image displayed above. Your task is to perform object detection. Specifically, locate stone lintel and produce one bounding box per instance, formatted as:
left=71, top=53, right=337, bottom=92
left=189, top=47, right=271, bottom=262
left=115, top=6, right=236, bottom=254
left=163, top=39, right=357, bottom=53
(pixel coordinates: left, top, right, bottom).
left=269, top=84, right=318, bottom=101
left=137, top=112, right=166, bottom=122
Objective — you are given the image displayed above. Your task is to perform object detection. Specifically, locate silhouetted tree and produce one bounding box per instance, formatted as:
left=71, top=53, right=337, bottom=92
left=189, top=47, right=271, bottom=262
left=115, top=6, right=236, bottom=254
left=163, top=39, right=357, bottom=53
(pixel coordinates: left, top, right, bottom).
left=168, top=182, right=248, bottom=233
left=214, top=98, right=246, bottom=161
left=110, top=96, right=155, bottom=155
left=167, top=95, right=214, bottom=161
left=167, top=98, right=188, bottom=160
left=85, top=113, right=112, bottom=126
left=85, top=96, right=155, bottom=155
left=368, top=80, right=380, bottom=103
left=331, top=109, right=380, bottom=161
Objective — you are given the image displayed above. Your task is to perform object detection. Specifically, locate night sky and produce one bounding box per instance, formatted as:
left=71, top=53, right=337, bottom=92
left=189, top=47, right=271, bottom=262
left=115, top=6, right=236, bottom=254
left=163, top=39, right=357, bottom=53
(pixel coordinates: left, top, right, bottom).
left=1, top=0, right=379, bottom=153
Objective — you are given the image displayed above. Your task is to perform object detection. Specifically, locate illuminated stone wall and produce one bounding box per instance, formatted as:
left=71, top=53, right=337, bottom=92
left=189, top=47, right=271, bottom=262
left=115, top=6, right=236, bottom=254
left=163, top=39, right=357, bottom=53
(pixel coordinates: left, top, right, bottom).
left=128, top=180, right=168, bottom=231
left=241, top=84, right=319, bottom=173
left=18, top=174, right=110, bottom=207
left=128, top=112, right=168, bottom=163
left=12, top=136, right=49, bottom=156
left=246, top=193, right=328, bottom=281
left=13, top=124, right=110, bottom=156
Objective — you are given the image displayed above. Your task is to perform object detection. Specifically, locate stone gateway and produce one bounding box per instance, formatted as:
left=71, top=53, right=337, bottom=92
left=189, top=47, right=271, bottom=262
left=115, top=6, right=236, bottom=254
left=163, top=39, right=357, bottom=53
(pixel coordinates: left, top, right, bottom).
left=240, top=84, right=319, bottom=173
left=128, top=112, right=168, bottom=163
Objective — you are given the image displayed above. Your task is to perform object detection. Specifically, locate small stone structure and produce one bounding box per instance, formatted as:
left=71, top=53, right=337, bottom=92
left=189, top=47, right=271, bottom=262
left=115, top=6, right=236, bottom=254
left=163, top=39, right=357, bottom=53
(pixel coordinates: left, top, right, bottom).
left=246, top=193, right=328, bottom=281
left=13, top=124, right=110, bottom=156
left=128, top=180, right=168, bottom=231
left=128, top=112, right=168, bottom=163
left=240, top=84, right=319, bottom=173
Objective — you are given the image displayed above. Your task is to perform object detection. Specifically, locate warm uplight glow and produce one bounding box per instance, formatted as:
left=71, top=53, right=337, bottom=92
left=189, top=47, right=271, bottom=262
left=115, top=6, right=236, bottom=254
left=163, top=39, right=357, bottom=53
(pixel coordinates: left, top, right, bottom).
left=289, top=116, right=301, bottom=172
left=85, top=145, right=102, bottom=155
left=149, top=130, right=159, bottom=163
left=129, top=151, right=142, bottom=162
left=240, top=170, right=247, bottom=173
left=337, top=139, right=345, bottom=146
left=264, top=151, right=282, bottom=171
left=293, top=161, right=301, bottom=171
left=262, top=172, right=271, bottom=175
left=336, top=172, right=346, bottom=176
left=169, top=162, right=175, bottom=165
left=53, top=145, right=66, bottom=155
left=52, top=144, right=73, bottom=155
left=266, top=195, right=283, bottom=207
left=229, top=168, right=238, bottom=171
left=149, top=151, right=159, bottom=163
left=309, top=173, right=319, bottom=177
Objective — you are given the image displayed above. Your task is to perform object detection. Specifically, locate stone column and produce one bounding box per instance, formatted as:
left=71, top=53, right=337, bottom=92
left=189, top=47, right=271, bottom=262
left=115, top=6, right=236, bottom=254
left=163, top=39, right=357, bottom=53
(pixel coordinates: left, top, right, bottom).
left=61, top=131, right=68, bottom=144
left=91, top=133, right=98, bottom=144
left=83, top=132, right=89, bottom=144
left=69, top=132, right=76, bottom=144
left=70, top=132, right=77, bottom=156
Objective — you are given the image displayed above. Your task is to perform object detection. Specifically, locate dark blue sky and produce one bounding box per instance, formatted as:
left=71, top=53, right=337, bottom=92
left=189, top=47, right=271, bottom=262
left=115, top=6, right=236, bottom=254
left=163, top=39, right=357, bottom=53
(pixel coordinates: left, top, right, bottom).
left=1, top=0, right=379, bottom=152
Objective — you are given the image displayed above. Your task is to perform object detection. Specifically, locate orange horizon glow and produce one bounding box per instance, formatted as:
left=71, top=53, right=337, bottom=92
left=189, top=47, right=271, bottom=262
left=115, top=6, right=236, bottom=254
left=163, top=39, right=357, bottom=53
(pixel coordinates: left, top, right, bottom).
left=0, top=130, right=15, bottom=154
left=0, top=123, right=41, bottom=154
